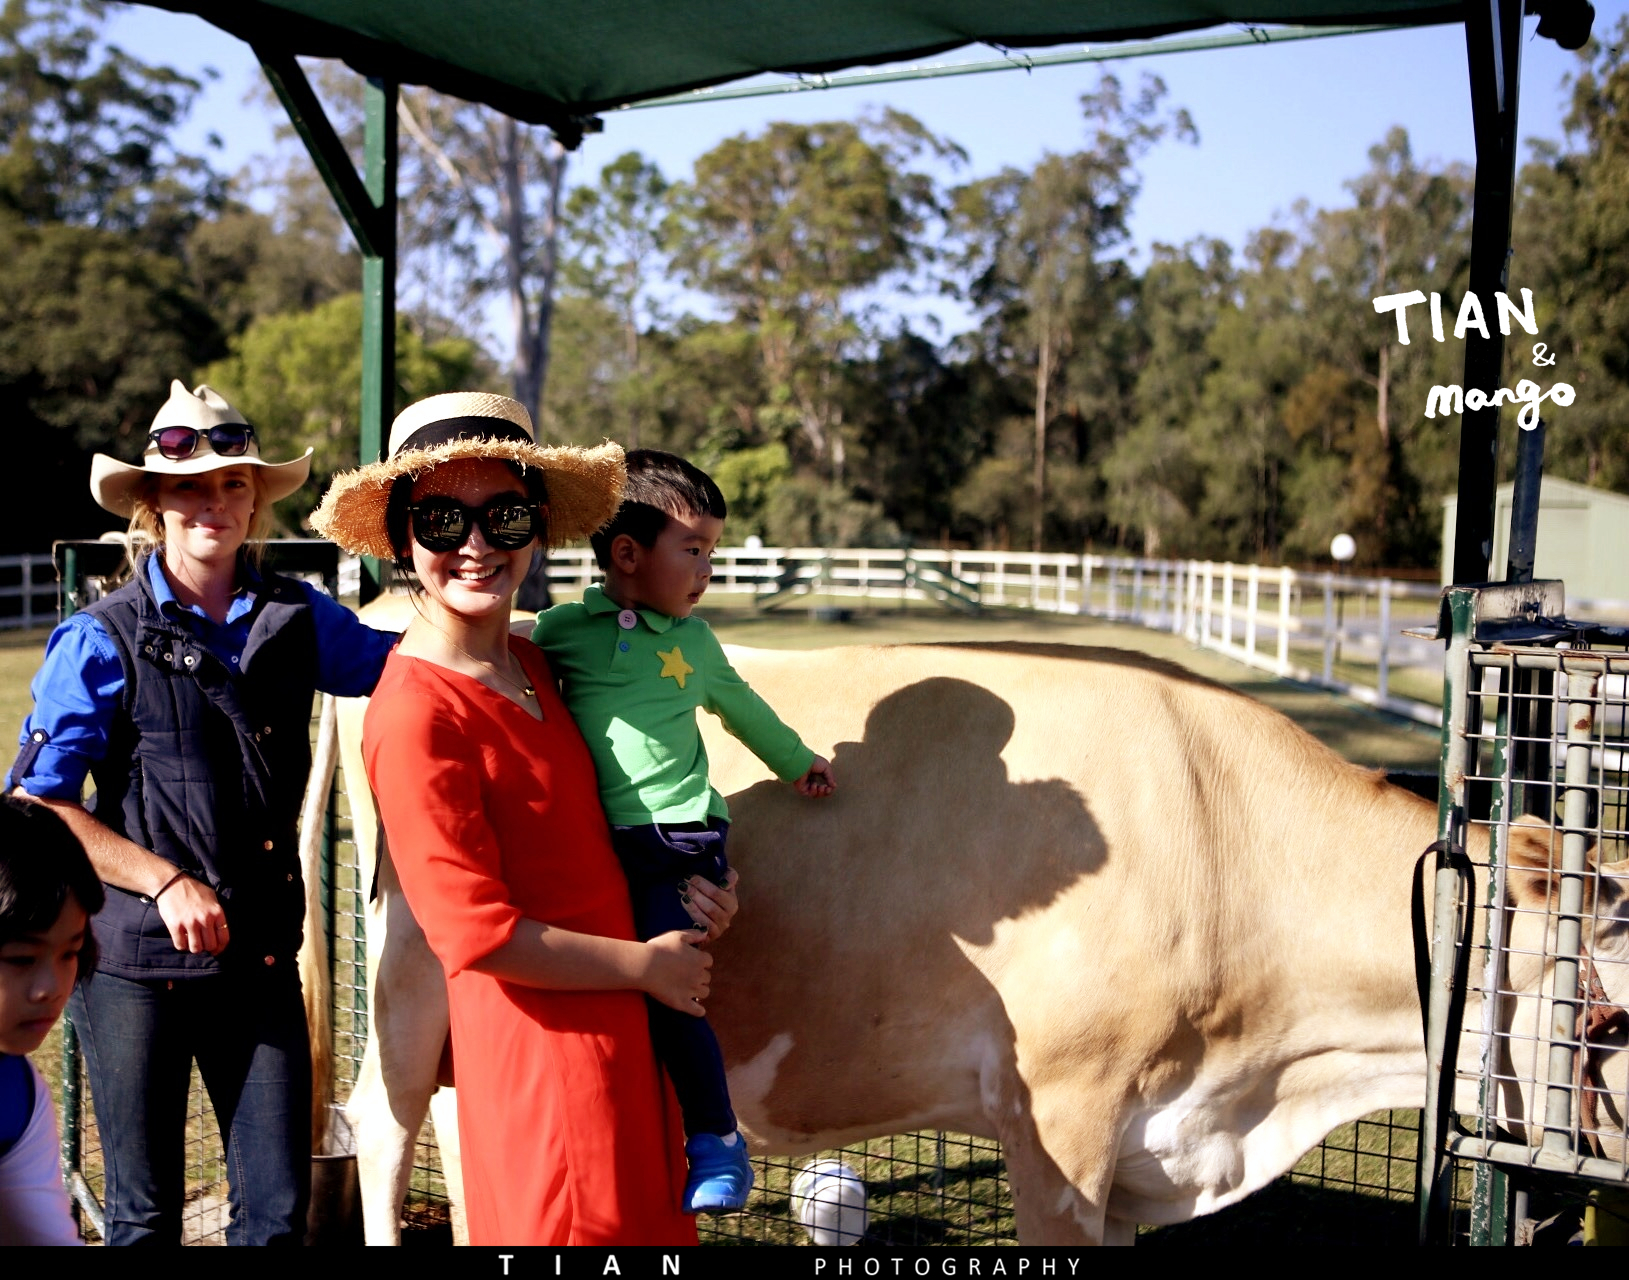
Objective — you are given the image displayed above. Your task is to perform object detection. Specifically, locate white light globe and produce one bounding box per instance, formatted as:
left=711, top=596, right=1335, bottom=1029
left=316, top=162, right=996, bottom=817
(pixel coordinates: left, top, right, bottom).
left=1330, top=533, right=1357, bottom=563
left=791, top=1160, right=868, bottom=1245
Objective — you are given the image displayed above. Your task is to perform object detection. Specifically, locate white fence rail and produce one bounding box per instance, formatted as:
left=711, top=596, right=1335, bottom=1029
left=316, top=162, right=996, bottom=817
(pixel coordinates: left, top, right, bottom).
left=0, top=554, right=56, bottom=631
left=535, top=546, right=1454, bottom=723
left=30, top=545, right=1629, bottom=730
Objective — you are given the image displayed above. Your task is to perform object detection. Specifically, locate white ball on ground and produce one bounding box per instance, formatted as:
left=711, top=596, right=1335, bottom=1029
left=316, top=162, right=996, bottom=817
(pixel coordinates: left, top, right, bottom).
left=792, top=1160, right=868, bottom=1245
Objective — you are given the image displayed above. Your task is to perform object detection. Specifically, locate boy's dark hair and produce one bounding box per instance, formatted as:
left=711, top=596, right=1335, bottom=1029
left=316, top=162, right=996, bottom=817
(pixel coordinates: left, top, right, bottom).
left=589, top=450, right=727, bottom=571
left=0, top=798, right=103, bottom=981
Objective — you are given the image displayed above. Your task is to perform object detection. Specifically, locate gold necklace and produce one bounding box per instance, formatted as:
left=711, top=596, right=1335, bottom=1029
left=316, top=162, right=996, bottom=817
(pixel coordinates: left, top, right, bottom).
left=429, top=623, right=536, bottom=700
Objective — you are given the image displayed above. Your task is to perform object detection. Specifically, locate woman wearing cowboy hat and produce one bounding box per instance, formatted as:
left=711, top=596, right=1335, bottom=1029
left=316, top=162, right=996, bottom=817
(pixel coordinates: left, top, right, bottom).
left=8, top=381, right=400, bottom=1245
left=311, top=391, right=735, bottom=1246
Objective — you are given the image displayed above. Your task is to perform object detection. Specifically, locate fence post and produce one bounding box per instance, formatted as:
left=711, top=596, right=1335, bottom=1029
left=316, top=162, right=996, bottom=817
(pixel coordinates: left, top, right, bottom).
left=1200, top=562, right=1213, bottom=644
left=1080, top=555, right=1093, bottom=616
left=1322, top=573, right=1336, bottom=683
left=1107, top=562, right=1118, bottom=620
left=1278, top=566, right=1293, bottom=675
left=1221, top=563, right=1234, bottom=647
left=1377, top=580, right=1392, bottom=701
left=1245, top=564, right=1259, bottom=661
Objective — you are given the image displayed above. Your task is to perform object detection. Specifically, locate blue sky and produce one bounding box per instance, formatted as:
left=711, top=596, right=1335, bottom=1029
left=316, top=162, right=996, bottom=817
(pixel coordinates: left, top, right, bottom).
left=102, top=2, right=1628, bottom=339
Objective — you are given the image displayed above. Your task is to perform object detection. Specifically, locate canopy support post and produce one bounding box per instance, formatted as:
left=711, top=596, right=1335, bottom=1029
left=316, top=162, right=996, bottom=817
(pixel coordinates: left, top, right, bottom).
left=255, top=50, right=398, bottom=603
left=1449, top=0, right=1525, bottom=587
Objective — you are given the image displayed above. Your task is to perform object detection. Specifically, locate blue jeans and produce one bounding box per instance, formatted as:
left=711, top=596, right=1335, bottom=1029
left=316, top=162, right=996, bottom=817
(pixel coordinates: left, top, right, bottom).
left=612, top=820, right=736, bottom=1138
left=68, top=965, right=311, bottom=1246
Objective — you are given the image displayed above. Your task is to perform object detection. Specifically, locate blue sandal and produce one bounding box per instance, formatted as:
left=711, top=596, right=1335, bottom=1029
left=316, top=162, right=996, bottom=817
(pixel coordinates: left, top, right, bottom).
left=682, top=1132, right=754, bottom=1214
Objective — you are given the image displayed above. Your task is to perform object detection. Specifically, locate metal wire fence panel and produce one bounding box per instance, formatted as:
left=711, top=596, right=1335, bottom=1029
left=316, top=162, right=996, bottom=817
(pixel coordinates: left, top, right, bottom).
left=1427, top=635, right=1629, bottom=1243
left=64, top=693, right=1445, bottom=1246
left=700, top=1134, right=1012, bottom=1246
left=45, top=540, right=1451, bottom=1245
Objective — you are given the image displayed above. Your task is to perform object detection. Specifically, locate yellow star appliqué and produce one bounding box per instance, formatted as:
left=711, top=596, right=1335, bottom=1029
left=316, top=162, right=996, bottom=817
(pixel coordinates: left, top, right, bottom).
left=657, top=646, right=694, bottom=690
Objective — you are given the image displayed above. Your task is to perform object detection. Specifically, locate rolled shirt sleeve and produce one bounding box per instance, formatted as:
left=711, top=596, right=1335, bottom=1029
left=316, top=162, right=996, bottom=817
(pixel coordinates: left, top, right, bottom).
left=9, top=614, right=124, bottom=799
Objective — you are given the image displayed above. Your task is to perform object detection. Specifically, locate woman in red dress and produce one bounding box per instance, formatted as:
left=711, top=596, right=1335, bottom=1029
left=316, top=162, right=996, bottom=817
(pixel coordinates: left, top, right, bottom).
left=312, top=393, right=734, bottom=1245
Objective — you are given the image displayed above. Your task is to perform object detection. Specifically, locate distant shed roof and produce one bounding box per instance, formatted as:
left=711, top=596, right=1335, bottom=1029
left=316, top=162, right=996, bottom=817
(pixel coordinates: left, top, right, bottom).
left=147, top=0, right=1461, bottom=134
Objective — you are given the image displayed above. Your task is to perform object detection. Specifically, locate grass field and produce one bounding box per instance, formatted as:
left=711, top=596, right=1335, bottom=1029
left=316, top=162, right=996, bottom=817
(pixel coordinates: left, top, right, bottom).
left=4, top=600, right=1445, bottom=1245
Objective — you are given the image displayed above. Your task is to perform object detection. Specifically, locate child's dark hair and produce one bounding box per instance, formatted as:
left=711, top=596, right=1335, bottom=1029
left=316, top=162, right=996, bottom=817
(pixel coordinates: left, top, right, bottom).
left=0, top=798, right=103, bottom=980
left=383, top=462, right=551, bottom=579
left=589, top=450, right=727, bottom=571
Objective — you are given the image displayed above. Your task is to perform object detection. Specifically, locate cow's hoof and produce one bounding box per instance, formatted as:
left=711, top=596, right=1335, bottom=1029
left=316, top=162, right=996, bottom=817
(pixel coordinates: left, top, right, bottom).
left=681, top=1133, right=754, bottom=1214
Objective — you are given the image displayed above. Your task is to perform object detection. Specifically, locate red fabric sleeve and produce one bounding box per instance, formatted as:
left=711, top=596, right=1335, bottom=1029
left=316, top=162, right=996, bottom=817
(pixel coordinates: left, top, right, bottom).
left=363, top=675, right=523, bottom=977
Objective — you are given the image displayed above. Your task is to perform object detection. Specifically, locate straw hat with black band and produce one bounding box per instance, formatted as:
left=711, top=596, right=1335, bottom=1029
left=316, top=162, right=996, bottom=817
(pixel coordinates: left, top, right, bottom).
left=90, top=381, right=313, bottom=517
left=309, top=391, right=625, bottom=557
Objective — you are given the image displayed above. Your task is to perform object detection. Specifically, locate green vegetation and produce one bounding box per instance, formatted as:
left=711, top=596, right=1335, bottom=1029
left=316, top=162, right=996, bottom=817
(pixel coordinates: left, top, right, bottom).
left=7, top=1, right=1629, bottom=568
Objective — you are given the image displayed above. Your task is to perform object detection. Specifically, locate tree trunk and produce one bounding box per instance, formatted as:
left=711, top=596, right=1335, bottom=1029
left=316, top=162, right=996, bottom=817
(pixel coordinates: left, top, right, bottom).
left=500, top=124, right=566, bottom=426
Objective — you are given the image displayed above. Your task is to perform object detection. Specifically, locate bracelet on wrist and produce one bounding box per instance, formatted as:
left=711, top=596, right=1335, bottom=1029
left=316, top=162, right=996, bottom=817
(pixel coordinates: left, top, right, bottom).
left=152, top=870, right=189, bottom=902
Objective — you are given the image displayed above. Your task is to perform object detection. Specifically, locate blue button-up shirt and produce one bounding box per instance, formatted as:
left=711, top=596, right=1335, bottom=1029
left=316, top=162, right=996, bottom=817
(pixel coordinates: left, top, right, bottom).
left=12, top=554, right=397, bottom=799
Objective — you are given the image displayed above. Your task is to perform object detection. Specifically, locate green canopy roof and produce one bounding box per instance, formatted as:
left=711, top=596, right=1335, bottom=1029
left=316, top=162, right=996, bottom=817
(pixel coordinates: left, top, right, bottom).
left=152, top=1, right=1461, bottom=134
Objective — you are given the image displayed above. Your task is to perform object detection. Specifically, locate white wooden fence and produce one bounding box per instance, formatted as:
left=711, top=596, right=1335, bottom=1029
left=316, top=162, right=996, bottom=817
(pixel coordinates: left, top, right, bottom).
left=31, top=545, right=1629, bottom=729
left=534, top=546, right=1454, bottom=724
left=0, top=554, right=55, bottom=631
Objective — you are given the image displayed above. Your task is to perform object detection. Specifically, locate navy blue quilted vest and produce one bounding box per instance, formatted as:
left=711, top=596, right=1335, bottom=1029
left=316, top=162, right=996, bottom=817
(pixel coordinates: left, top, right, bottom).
left=80, top=561, right=318, bottom=980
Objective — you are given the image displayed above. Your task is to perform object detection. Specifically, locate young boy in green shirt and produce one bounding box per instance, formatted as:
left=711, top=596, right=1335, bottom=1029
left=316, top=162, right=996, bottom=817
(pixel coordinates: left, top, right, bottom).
left=532, top=450, right=834, bottom=1214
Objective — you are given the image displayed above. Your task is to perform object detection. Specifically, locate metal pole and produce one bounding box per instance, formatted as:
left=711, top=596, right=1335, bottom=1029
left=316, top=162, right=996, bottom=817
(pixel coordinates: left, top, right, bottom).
left=1505, top=416, right=1547, bottom=583
left=1419, top=585, right=1477, bottom=1243
left=1450, top=0, right=1525, bottom=586
left=1542, top=675, right=1597, bottom=1155
left=360, top=76, right=398, bottom=605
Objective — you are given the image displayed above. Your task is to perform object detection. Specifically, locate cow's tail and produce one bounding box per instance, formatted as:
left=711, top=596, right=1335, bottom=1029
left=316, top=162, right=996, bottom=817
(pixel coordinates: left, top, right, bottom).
left=298, top=693, right=341, bottom=1152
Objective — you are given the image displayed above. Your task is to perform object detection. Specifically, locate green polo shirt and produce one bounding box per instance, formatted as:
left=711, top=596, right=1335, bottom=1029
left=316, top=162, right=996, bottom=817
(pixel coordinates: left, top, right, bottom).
left=532, top=584, right=816, bottom=824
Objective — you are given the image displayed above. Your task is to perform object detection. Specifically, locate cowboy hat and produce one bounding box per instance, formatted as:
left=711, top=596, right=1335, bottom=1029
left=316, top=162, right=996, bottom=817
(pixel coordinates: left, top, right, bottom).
left=308, top=391, right=625, bottom=558
left=90, top=381, right=314, bottom=517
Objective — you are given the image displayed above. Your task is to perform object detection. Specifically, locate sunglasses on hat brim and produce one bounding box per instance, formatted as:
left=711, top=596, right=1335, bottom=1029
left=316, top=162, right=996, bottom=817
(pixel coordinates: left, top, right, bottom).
left=409, top=496, right=544, bottom=552
left=149, top=424, right=257, bottom=461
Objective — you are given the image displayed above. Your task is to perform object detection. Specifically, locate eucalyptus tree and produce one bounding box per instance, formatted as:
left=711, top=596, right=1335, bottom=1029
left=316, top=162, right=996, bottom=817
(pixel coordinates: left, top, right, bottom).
left=0, top=0, right=227, bottom=548
left=668, top=110, right=961, bottom=493
left=1102, top=238, right=1233, bottom=556
left=560, top=150, right=671, bottom=447
left=254, top=65, right=568, bottom=424
left=394, top=89, right=566, bottom=423
left=0, top=0, right=223, bottom=251
left=950, top=73, right=1194, bottom=550
left=1517, top=18, right=1629, bottom=491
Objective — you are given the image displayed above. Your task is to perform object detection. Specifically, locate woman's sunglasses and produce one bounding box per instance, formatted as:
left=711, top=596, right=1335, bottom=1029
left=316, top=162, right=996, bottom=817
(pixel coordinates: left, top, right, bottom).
left=409, top=496, right=543, bottom=552
left=149, top=424, right=256, bottom=461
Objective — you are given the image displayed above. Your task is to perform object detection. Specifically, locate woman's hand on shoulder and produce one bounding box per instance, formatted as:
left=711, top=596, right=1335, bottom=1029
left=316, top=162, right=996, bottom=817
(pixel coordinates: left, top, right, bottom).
left=155, top=875, right=230, bottom=955
left=642, top=930, right=712, bottom=1016
left=681, top=868, right=739, bottom=942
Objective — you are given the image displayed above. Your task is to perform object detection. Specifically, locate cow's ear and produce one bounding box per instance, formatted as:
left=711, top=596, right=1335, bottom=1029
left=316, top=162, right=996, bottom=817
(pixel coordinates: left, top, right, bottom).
left=1504, top=815, right=1603, bottom=909
left=1506, top=815, right=1563, bottom=908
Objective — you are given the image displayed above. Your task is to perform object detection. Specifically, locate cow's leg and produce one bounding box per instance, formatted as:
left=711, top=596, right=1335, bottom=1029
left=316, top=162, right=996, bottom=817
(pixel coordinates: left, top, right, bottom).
left=998, top=1083, right=1126, bottom=1246
left=427, top=1086, right=467, bottom=1245
left=348, top=851, right=451, bottom=1245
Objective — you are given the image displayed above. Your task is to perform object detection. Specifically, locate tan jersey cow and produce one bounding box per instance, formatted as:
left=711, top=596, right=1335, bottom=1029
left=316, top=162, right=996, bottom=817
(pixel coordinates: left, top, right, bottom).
left=320, top=634, right=1629, bottom=1245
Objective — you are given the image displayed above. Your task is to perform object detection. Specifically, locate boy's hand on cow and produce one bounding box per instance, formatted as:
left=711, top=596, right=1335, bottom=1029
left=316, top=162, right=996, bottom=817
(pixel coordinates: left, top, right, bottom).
left=680, top=869, right=739, bottom=941
left=794, top=756, right=835, bottom=798
left=644, top=929, right=713, bottom=1016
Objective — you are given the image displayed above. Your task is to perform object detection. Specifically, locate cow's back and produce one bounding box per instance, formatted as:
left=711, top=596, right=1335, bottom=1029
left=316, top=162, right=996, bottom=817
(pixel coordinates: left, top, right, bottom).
left=702, top=643, right=1434, bottom=1163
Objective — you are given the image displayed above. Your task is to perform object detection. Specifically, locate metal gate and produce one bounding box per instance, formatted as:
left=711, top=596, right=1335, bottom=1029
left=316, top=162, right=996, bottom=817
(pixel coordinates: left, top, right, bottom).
left=1417, top=577, right=1629, bottom=1244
